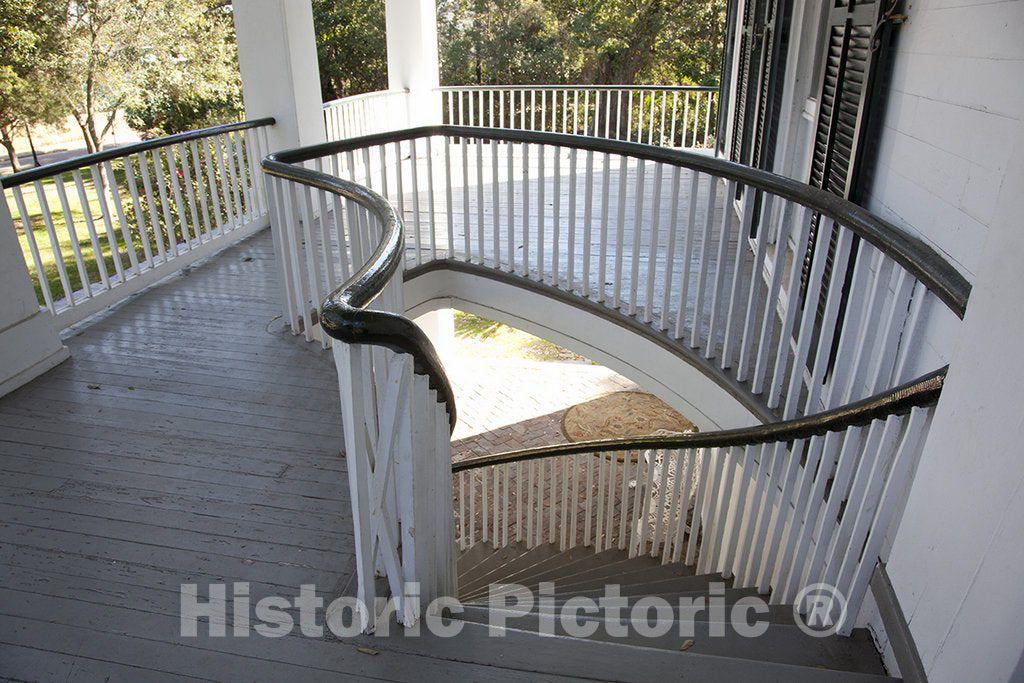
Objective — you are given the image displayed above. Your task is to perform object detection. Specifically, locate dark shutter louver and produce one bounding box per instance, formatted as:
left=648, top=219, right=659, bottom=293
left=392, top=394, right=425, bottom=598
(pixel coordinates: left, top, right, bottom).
left=729, top=0, right=756, bottom=163
left=801, top=0, right=899, bottom=384
left=727, top=0, right=792, bottom=234
left=716, top=0, right=741, bottom=157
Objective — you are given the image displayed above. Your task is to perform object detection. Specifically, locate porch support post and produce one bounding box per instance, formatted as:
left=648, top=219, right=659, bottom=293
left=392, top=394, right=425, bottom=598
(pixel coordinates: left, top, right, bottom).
left=415, top=308, right=455, bottom=362
left=385, top=0, right=442, bottom=126
left=233, top=0, right=325, bottom=152
left=0, top=198, right=68, bottom=397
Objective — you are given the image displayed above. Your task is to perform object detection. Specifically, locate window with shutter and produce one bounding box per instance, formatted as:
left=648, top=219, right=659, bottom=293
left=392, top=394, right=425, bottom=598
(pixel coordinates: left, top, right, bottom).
left=727, top=0, right=792, bottom=170
left=803, top=0, right=900, bottom=385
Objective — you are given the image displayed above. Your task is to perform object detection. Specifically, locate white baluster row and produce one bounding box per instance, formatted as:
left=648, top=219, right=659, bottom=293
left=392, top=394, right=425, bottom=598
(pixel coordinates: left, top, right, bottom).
left=454, top=404, right=931, bottom=633
left=439, top=86, right=719, bottom=149
left=317, top=134, right=936, bottom=421
left=3, top=123, right=272, bottom=327
left=323, top=89, right=410, bottom=142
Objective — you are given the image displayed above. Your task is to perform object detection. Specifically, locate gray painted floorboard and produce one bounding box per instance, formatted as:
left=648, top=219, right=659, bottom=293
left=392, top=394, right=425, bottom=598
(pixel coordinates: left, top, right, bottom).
left=0, top=230, right=601, bottom=681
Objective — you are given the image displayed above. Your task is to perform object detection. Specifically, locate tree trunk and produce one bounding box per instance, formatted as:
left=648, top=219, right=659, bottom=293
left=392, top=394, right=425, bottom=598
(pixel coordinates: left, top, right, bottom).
left=24, top=124, right=40, bottom=166
left=0, top=134, right=22, bottom=172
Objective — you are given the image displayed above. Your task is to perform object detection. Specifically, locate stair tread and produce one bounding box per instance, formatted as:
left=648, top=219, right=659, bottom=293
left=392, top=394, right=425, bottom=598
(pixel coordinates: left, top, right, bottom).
left=457, top=541, right=534, bottom=586
left=460, top=597, right=800, bottom=625
left=451, top=608, right=886, bottom=675
left=461, top=545, right=633, bottom=600
left=513, top=556, right=697, bottom=593
left=355, top=617, right=897, bottom=682
left=468, top=544, right=603, bottom=594
left=459, top=542, right=567, bottom=594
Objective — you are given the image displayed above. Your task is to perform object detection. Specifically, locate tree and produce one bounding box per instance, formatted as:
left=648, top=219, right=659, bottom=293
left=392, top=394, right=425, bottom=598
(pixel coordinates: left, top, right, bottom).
left=437, top=0, right=727, bottom=88
left=57, top=0, right=242, bottom=153
left=0, top=0, right=67, bottom=171
left=438, top=0, right=575, bottom=86
left=312, top=0, right=388, bottom=102
left=124, top=3, right=242, bottom=138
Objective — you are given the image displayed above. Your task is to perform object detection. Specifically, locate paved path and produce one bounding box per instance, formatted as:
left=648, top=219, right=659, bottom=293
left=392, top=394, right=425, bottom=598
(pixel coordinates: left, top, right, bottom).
left=450, top=357, right=638, bottom=459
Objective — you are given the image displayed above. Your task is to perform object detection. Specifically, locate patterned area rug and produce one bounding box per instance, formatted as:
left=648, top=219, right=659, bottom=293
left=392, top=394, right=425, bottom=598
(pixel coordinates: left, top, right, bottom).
left=561, top=390, right=697, bottom=443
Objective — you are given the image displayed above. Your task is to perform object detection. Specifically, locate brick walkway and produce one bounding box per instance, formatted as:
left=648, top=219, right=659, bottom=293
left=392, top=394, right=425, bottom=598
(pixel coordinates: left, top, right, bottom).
left=448, top=357, right=638, bottom=460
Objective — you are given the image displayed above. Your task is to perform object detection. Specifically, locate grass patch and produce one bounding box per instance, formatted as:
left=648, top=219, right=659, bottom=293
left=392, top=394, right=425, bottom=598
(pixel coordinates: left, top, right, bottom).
left=454, top=311, right=589, bottom=362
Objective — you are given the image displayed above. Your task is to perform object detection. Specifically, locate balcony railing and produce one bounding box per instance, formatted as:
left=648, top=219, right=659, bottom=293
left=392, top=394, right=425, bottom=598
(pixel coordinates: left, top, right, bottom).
left=263, top=125, right=968, bottom=634
left=1, top=118, right=275, bottom=327
left=323, top=85, right=719, bottom=150
left=323, top=89, right=410, bottom=142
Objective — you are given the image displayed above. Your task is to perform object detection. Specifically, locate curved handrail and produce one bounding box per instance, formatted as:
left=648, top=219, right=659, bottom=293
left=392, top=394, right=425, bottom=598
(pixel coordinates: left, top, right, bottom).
left=278, top=126, right=971, bottom=318
left=261, top=154, right=457, bottom=433
left=1, top=118, right=276, bottom=188
left=268, top=124, right=971, bottom=447
left=452, top=367, right=945, bottom=472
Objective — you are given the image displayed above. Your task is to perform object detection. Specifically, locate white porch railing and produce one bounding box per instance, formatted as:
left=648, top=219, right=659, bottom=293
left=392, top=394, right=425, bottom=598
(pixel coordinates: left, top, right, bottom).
left=323, top=85, right=719, bottom=150
left=267, top=126, right=968, bottom=635
left=323, top=89, right=410, bottom=142
left=454, top=399, right=934, bottom=634
left=1, top=118, right=275, bottom=328
left=439, top=85, right=718, bottom=149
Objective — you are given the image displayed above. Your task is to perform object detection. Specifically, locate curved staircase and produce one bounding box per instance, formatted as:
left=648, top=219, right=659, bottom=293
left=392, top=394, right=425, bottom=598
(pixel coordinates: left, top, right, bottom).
left=263, top=125, right=972, bottom=678
left=449, top=542, right=895, bottom=680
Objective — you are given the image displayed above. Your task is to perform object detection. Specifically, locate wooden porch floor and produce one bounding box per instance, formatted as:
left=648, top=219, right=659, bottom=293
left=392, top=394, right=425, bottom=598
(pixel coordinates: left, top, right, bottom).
left=0, top=230, right=590, bottom=681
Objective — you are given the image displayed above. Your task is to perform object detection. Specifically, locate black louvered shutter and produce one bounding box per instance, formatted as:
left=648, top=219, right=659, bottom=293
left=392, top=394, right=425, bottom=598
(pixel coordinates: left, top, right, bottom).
left=726, top=0, right=792, bottom=235
left=716, top=0, right=740, bottom=157
left=729, top=0, right=756, bottom=163
left=802, top=0, right=899, bottom=376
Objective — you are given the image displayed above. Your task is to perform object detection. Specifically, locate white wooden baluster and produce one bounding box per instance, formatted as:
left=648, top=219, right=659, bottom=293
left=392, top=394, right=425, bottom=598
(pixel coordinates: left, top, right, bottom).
left=670, top=449, right=695, bottom=563
left=837, top=407, right=928, bottom=635
left=103, top=159, right=142, bottom=275
left=705, top=179, right=737, bottom=358
left=10, top=187, right=55, bottom=311
left=774, top=430, right=841, bottom=600
left=688, top=173, right=719, bottom=349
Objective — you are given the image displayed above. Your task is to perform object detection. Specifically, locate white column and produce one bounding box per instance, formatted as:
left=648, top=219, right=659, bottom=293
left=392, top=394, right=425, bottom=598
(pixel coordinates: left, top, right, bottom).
left=385, top=0, right=441, bottom=127
left=0, top=198, right=68, bottom=397
left=885, top=121, right=1024, bottom=683
left=414, top=308, right=455, bottom=362
left=233, top=0, right=325, bottom=152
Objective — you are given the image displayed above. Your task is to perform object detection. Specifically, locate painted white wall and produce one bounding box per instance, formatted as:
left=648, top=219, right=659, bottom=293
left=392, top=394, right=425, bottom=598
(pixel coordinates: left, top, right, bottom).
left=863, top=0, right=1024, bottom=284
left=884, top=117, right=1024, bottom=683
left=233, top=0, right=325, bottom=152
left=0, top=198, right=68, bottom=397
left=385, top=0, right=441, bottom=126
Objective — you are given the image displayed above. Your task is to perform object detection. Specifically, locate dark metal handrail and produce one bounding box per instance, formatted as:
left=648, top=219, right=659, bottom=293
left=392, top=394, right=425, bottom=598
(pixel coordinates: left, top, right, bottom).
left=277, top=126, right=971, bottom=318
left=452, top=367, right=945, bottom=472
left=1, top=117, right=276, bottom=188
left=261, top=155, right=457, bottom=433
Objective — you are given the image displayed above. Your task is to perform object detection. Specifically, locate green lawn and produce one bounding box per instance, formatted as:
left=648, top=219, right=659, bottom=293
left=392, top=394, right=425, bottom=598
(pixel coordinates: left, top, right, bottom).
left=8, top=150, right=245, bottom=308
left=454, top=311, right=589, bottom=362
left=10, top=169, right=141, bottom=307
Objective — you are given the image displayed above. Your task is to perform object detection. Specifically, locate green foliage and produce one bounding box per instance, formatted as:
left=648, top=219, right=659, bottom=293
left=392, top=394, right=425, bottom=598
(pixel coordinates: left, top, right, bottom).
left=0, top=0, right=67, bottom=169
left=312, top=0, right=388, bottom=102
left=55, top=0, right=243, bottom=151
left=438, top=0, right=575, bottom=85
left=437, top=0, right=727, bottom=87
left=124, top=4, right=243, bottom=138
